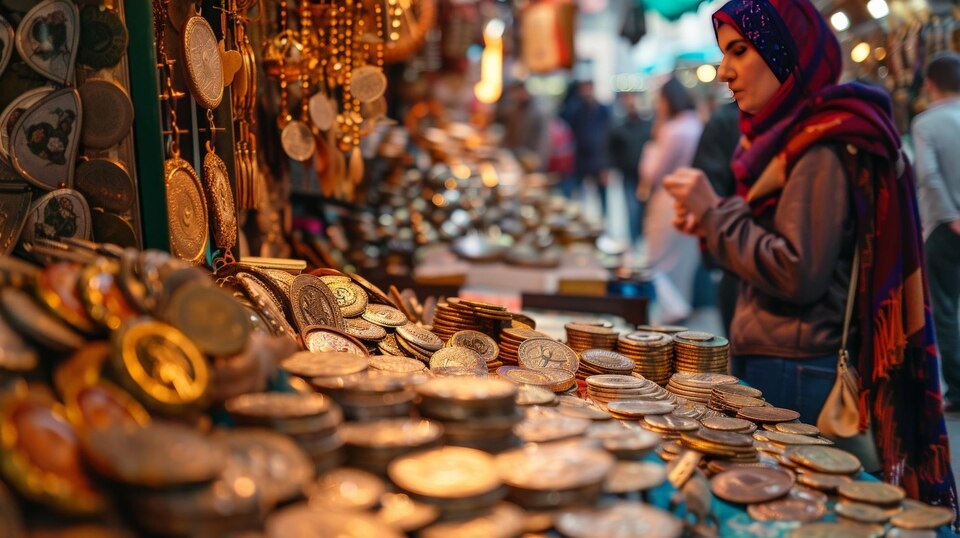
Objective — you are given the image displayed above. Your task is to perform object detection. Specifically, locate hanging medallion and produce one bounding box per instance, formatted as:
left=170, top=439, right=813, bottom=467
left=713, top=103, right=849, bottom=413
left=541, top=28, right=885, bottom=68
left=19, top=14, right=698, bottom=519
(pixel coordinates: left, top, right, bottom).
left=308, top=93, right=335, bottom=131
left=16, top=0, right=80, bottom=86
left=350, top=66, right=387, bottom=103
left=77, top=5, right=128, bottom=69
left=180, top=15, right=223, bottom=110
left=163, top=157, right=208, bottom=265
left=9, top=88, right=82, bottom=191
left=201, top=149, right=238, bottom=250
left=0, top=183, right=32, bottom=255
left=0, top=86, right=53, bottom=163
left=78, top=79, right=133, bottom=150
left=281, top=121, right=315, bottom=162
left=20, top=188, right=91, bottom=245
left=0, top=16, right=13, bottom=80
left=75, top=158, right=135, bottom=214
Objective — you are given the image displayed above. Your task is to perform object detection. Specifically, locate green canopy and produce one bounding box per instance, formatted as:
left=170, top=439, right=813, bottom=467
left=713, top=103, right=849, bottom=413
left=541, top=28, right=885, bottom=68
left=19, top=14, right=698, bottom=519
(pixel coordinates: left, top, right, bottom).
left=642, top=0, right=714, bottom=21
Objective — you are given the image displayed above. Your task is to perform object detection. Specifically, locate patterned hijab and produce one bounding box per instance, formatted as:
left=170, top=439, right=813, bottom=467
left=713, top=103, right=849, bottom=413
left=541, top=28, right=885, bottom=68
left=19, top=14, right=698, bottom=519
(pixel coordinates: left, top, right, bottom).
left=714, top=0, right=958, bottom=516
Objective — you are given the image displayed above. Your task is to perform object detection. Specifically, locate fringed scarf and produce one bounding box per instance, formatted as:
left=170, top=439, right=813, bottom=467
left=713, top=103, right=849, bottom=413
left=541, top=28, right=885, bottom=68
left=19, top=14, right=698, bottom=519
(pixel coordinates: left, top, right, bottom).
left=715, top=0, right=958, bottom=515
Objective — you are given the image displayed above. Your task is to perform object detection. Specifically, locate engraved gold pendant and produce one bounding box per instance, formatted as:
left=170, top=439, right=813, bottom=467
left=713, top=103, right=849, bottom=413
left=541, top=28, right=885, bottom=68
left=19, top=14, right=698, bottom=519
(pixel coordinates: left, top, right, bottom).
left=180, top=15, right=223, bottom=110
left=163, top=157, right=208, bottom=265
left=201, top=147, right=238, bottom=251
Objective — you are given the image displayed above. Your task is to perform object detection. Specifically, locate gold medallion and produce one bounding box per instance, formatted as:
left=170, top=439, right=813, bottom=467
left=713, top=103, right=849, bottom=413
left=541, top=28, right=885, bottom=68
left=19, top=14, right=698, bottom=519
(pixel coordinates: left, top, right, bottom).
left=281, top=120, right=316, bottom=161
left=326, top=280, right=368, bottom=318
left=290, top=274, right=346, bottom=332
left=202, top=149, right=238, bottom=250
left=517, top=338, right=579, bottom=374
left=180, top=15, right=223, bottom=110
left=350, top=66, right=387, bottom=103
left=110, top=319, right=210, bottom=413
left=163, top=157, right=208, bottom=265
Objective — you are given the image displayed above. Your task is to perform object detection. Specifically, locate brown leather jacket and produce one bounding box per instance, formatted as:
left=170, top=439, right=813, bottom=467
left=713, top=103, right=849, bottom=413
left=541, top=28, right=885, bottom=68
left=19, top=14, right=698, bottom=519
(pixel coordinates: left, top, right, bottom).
left=701, top=144, right=856, bottom=358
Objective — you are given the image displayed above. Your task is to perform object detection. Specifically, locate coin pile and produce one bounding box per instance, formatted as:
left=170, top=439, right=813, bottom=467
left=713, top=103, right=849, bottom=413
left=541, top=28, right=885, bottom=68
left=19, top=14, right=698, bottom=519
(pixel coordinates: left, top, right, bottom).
left=617, top=331, right=674, bottom=385
left=637, top=324, right=689, bottom=335
left=644, top=413, right=700, bottom=444
left=415, top=377, right=521, bottom=453
left=430, top=298, right=511, bottom=343
left=577, top=349, right=634, bottom=380
left=497, top=366, right=577, bottom=393
left=585, top=374, right=659, bottom=406
left=494, top=441, right=616, bottom=509
left=708, top=382, right=765, bottom=414
left=672, top=331, right=730, bottom=374
left=447, top=329, right=503, bottom=371
left=564, top=321, right=619, bottom=352
left=388, top=446, right=506, bottom=519
left=312, top=371, right=418, bottom=422
left=225, top=392, right=345, bottom=473
left=339, top=418, right=444, bottom=476
left=666, top=372, right=739, bottom=404
left=497, top=327, right=550, bottom=366
left=395, top=323, right=444, bottom=363
left=680, top=427, right=759, bottom=463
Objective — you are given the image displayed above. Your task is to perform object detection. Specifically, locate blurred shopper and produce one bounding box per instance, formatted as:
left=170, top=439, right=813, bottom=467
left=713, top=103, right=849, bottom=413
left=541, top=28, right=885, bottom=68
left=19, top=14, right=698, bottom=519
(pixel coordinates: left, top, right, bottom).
left=664, top=0, right=956, bottom=510
left=691, top=100, right=741, bottom=336
left=609, top=92, right=652, bottom=246
left=495, top=81, right=548, bottom=170
left=912, top=52, right=960, bottom=412
left=560, top=80, right=612, bottom=214
left=639, top=77, right=703, bottom=323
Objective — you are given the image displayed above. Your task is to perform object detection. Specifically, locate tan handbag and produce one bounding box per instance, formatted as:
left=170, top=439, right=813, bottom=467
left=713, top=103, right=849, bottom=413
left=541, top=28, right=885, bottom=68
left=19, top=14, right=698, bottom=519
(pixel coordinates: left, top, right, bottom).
left=817, top=250, right=882, bottom=473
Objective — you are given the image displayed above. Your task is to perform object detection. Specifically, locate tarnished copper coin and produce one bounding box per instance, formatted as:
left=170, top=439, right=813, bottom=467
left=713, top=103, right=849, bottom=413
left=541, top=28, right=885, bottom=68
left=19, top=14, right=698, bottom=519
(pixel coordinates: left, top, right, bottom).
left=710, top=467, right=795, bottom=504
left=75, top=159, right=135, bottom=213
left=388, top=446, right=502, bottom=500
left=702, top=417, right=755, bottom=432
left=448, top=330, right=499, bottom=362
left=326, top=280, right=368, bottom=318
left=737, top=406, right=801, bottom=423
left=776, top=423, right=820, bottom=436
left=429, top=346, right=485, bottom=371
left=344, top=317, right=387, bottom=341
left=889, top=506, right=955, bottom=530
left=517, top=338, right=579, bottom=374
left=837, top=481, right=906, bottom=506
left=397, top=324, right=443, bottom=352
left=556, top=501, right=683, bottom=538
left=290, top=274, right=345, bottom=332
left=606, top=400, right=676, bottom=418
left=714, top=383, right=764, bottom=399
left=281, top=351, right=368, bottom=377
left=580, top=349, right=635, bottom=371
left=835, top=501, right=890, bottom=524
left=301, top=326, right=369, bottom=355
left=786, top=446, right=861, bottom=475
left=754, top=430, right=832, bottom=446
left=362, top=304, right=407, bottom=328
left=603, top=462, right=667, bottom=494
left=643, top=414, right=700, bottom=432
left=796, top=472, right=853, bottom=491
left=748, top=496, right=825, bottom=522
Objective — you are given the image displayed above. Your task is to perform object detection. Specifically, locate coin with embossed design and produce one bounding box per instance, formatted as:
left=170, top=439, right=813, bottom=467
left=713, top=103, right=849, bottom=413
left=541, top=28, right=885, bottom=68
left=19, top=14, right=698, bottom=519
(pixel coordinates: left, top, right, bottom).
left=428, top=346, right=484, bottom=370
left=397, top=324, right=442, bottom=351
left=301, top=326, right=369, bottom=356
left=448, top=330, right=499, bottom=362
left=368, top=354, right=427, bottom=374
left=164, top=158, right=208, bottom=264
left=202, top=151, right=238, bottom=250
left=290, top=274, right=345, bottom=332
left=326, top=280, right=367, bottom=318
left=235, top=272, right=296, bottom=339
left=180, top=15, right=223, bottom=110
left=517, top=338, right=579, bottom=373
left=362, top=304, right=407, bottom=328
left=345, top=317, right=387, bottom=341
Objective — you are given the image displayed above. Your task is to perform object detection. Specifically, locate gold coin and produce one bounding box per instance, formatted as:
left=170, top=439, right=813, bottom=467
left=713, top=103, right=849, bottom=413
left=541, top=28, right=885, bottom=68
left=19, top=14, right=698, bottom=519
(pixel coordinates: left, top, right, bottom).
left=701, top=417, right=754, bottom=432
left=280, top=120, right=316, bottom=162
left=377, top=492, right=440, bottom=532
left=837, top=481, right=906, bottom=506
left=835, top=501, right=890, bottom=524
left=515, top=384, right=557, bottom=406
left=388, top=446, right=501, bottom=499
left=291, top=275, right=346, bottom=332
left=281, top=351, right=368, bottom=377
left=495, top=443, right=614, bottom=491
left=754, top=430, right=832, bottom=446
left=448, top=330, right=499, bottom=362
left=714, top=383, right=763, bottom=399
left=267, top=504, right=402, bottom=538
left=518, top=338, right=579, bottom=374
left=305, top=468, right=386, bottom=511
left=397, top=324, right=443, bottom=352
left=302, top=326, right=369, bottom=356
left=345, top=317, right=387, bottom=341
left=110, top=319, right=209, bottom=413
left=362, top=304, right=408, bottom=328
left=164, top=158, right=208, bottom=264
left=326, top=280, right=368, bottom=318
left=201, top=151, right=238, bottom=250
left=796, top=472, right=852, bottom=491
left=429, top=346, right=485, bottom=371
left=606, top=400, right=676, bottom=417
left=643, top=414, right=700, bottom=432
left=776, top=423, right=820, bottom=436
left=786, top=446, right=861, bottom=475
left=181, top=15, right=223, bottom=109
left=889, top=506, right=955, bottom=530
left=418, top=502, right=524, bottom=538
left=415, top=377, right=517, bottom=403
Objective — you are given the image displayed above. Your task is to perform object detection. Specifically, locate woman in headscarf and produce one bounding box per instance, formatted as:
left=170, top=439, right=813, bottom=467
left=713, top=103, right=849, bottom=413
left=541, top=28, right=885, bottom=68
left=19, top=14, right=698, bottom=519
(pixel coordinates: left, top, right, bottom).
left=664, top=0, right=957, bottom=512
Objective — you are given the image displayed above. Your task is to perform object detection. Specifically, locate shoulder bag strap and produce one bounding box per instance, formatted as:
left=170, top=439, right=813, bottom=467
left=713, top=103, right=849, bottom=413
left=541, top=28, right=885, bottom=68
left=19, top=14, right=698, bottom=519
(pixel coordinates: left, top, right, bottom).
left=839, top=248, right=861, bottom=369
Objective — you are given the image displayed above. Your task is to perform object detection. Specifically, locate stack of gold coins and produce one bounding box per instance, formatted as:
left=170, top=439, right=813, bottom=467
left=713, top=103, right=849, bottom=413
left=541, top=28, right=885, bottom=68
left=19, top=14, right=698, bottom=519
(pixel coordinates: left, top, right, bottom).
left=700, top=416, right=757, bottom=435
left=395, top=324, right=444, bottom=364
left=457, top=299, right=513, bottom=341
left=225, top=392, right=345, bottom=473
left=311, top=373, right=416, bottom=422
left=497, top=366, right=577, bottom=393
left=494, top=442, right=615, bottom=509
left=643, top=413, right=700, bottom=442
left=836, top=481, right=907, bottom=523
left=736, top=406, right=800, bottom=424
left=339, top=418, right=444, bottom=476
left=564, top=322, right=619, bottom=353
left=446, top=330, right=502, bottom=372
left=617, top=332, right=674, bottom=386
left=637, top=324, right=688, bottom=335
left=680, top=427, right=759, bottom=463
left=666, top=373, right=739, bottom=404
left=498, top=328, right=550, bottom=366
left=606, top=399, right=677, bottom=420
left=709, top=383, right=764, bottom=414
left=576, top=349, right=634, bottom=381
left=782, top=446, right=862, bottom=480
left=672, top=331, right=730, bottom=374
left=415, top=377, right=521, bottom=453
left=584, top=375, right=658, bottom=407
left=430, top=299, right=484, bottom=342
left=387, top=446, right=506, bottom=519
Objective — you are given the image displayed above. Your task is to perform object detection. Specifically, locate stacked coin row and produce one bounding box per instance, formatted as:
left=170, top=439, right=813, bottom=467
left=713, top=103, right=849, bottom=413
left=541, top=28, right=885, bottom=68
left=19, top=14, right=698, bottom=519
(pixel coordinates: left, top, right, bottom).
left=497, top=327, right=550, bottom=366
left=617, top=331, right=674, bottom=386
left=340, top=418, right=444, bottom=476
left=584, top=374, right=658, bottom=406
left=666, top=372, right=739, bottom=404
left=577, top=349, right=634, bottom=380
left=708, top=383, right=765, bottom=414
left=497, top=366, right=577, bottom=393
left=672, top=331, right=730, bottom=374
left=680, top=427, right=759, bottom=463
left=564, top=321, right=618, bottom=352
left=443, top=330, right=502, bottom=372
left=416, top=377, right=522, bottom=453
left=430, top=299, right=487, bottom=341
left=226, top=392, right=345, bottom=473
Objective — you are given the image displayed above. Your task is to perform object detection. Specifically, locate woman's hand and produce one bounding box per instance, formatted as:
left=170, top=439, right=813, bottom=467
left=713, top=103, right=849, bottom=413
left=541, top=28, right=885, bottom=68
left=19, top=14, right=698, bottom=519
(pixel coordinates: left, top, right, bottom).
left=663, top=167, right=720, bottom=220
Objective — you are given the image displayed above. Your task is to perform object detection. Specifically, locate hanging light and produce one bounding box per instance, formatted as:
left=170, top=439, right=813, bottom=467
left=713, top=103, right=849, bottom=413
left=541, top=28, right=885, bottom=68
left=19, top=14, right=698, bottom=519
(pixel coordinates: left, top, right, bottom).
left=851, top=42, right=871, bottom=63
left=867, top=0, right=889, bottom=19
left=475, top=19, right=505, bottom=104
left=830, top=11, right=850, bottom=32
left=696, top=64, right=717, bottom=84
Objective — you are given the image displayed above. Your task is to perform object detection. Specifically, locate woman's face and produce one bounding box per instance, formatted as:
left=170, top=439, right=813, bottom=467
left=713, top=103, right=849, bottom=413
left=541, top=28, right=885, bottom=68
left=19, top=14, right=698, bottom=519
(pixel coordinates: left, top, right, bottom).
left=716, top=24, right=783, bottom=115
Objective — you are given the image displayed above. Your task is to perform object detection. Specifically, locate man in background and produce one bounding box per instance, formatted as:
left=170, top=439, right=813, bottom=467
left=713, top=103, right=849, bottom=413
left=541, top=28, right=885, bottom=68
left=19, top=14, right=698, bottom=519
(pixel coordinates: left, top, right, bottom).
left=495, top=81, right=548, bottom=170
left=911, top=52, right=960, bottom=411
left=608, top=92, right=652, bottom=247
left=560, top=80, right=611, bottom=215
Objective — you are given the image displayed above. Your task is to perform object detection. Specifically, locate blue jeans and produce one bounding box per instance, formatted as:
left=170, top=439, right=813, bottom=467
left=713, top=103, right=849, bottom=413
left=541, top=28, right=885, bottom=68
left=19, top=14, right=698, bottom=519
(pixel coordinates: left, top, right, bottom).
left=731, top=354, right=837, bottom=425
